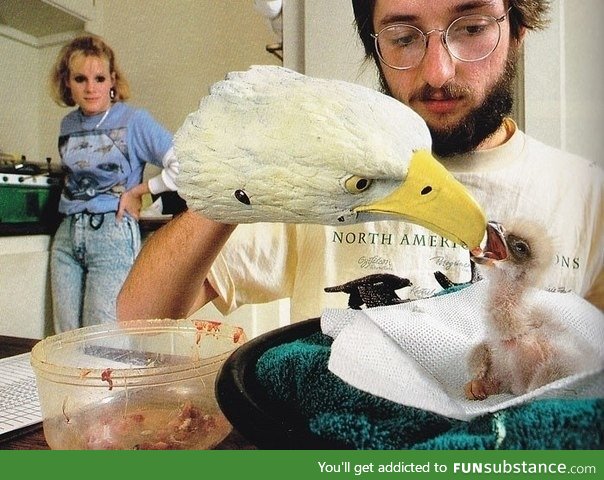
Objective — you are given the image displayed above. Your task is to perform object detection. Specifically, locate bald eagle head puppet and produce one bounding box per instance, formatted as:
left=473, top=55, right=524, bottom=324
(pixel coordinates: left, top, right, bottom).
left=175, top=65, right=486, bottom=249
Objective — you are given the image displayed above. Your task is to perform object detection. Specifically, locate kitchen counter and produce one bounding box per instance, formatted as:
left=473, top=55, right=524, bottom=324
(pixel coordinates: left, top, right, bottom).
left=0, top=217, right=170, bottom=237
left=0, top=235, right=53, bottom=338
left=0, top=222, right=58, bottom=237
left=0, top=335, right=257, bottom=450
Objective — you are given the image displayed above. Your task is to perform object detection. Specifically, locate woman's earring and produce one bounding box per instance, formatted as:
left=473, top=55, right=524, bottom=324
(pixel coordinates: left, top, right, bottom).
left=110, top=88, right=116, bottom=100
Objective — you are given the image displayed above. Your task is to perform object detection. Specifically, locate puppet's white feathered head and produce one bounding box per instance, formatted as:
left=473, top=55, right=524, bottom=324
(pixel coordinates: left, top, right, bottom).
left=175, top=66, right=486, bottom=248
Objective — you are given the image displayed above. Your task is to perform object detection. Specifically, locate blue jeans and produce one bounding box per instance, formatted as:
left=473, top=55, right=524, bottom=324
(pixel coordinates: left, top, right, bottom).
left=50, top=212, right=141, bottom=333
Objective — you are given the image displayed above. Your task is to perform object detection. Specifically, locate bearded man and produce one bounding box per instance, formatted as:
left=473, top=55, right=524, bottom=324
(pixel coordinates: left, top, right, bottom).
left=118, top=0, right=603, bottom=325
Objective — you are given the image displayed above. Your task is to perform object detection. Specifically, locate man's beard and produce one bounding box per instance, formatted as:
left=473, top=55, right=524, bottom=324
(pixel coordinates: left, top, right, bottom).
left=379, top=54, right=518, bottom=157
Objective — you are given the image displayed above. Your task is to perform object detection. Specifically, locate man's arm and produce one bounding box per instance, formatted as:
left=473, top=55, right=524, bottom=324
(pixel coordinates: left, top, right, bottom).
left=585, top=267, right=604, bottom=311
left=117, top=210, right=236, bottom=321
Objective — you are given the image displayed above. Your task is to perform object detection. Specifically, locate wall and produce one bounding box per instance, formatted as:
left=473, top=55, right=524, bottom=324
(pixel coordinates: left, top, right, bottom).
left=524, top=0, right=604, bottom=162
left=303, top=0, right=377, bottom=88
left=1, top=0, right=281, bottom=164
left=0, top=37, right=44, bottom=161
left=35, top=0, right=282, bottom=167
left=282, top=0, right=377, bottom=89
left=98, top=0, right=281, bottom=133
left=0, top=236, right=53, bottom=338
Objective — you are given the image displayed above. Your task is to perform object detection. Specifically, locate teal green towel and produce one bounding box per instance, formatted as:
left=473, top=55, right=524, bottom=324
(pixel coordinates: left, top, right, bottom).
left=255, top=332, right=604, bottom=450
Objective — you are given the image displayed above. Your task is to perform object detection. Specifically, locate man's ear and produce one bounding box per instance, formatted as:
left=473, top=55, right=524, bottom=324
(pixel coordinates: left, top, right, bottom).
left=515, top=25, right=527, bottom=46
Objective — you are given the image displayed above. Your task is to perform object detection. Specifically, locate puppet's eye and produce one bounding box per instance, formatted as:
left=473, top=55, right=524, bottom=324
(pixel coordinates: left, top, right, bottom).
left=344, top=176, right=372, bottom=194
left=234, top=189, right=250, bottom=205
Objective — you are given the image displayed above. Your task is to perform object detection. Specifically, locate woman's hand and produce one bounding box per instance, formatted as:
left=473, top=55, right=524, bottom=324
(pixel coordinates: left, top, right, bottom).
left=117, top=182, right=150, bottom=221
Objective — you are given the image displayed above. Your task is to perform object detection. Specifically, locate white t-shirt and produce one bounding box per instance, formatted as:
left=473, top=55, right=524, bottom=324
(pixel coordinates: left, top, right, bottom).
left=208, top=120, right=604, bottom=322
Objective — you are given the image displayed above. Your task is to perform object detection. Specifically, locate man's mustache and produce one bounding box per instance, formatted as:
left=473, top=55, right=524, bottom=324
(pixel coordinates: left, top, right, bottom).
left=411, top=83, right=472, bottom=102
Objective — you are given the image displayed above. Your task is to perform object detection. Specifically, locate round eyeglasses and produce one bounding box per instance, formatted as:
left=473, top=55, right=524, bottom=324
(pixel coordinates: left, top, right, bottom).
left=372, top=9, right=511, bottom=70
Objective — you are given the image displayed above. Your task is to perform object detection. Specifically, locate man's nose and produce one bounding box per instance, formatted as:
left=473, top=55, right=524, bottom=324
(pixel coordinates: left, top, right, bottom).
left=417, top=33, right=455, bottom=89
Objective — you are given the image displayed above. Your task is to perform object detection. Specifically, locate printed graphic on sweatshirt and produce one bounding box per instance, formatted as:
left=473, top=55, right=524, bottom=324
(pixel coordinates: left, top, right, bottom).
left=325, top=274, right=413, bottom=309
left=58, top=128, right=129, bottom=201
left=330, top=229, right=463, bottom=249
left=324, top=223, right=583, bottom=307
left=324, top=265, right=482, bottom=309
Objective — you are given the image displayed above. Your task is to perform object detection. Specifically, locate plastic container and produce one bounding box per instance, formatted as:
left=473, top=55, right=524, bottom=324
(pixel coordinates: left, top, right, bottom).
left=30, top=319, right=246, bottom=450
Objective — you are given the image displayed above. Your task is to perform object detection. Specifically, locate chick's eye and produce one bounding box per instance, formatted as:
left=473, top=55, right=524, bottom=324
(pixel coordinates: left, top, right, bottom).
left=511, top=239, right=530, bottom=257
left=344, top=176, right=372, bottom=194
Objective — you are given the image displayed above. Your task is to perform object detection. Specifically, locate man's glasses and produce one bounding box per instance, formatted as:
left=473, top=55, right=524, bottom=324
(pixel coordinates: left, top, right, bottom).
left=372, top=8, right=511, bottom=70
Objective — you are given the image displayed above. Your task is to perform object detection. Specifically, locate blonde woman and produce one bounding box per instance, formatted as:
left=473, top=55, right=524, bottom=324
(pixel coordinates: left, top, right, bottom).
left=49, top=34, right=178, bottom=333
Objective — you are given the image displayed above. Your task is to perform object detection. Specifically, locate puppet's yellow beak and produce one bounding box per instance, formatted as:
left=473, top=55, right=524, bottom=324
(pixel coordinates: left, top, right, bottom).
left=355, top=149, right=486, bottom=249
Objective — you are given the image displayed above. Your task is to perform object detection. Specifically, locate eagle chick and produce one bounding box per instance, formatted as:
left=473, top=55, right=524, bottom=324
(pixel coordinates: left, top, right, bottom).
left=465, top=219, right=595, bottom=399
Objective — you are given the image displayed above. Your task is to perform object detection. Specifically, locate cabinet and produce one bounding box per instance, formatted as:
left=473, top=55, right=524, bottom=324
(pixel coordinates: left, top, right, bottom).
left=43, top=0, right=96, bottom=21
left=0, top=0, right=96, bottom=48
left=0, top=236, right=53, bottom=339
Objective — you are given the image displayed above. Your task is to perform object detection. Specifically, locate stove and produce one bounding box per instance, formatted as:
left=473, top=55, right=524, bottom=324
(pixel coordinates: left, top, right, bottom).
left=0, top=160, right=63, bottom=225
left=1, top=172, right=61, bottom=187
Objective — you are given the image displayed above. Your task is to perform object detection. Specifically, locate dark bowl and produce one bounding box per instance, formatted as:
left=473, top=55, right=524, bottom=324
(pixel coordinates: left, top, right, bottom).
left=215, top=317, right=348, bottom=449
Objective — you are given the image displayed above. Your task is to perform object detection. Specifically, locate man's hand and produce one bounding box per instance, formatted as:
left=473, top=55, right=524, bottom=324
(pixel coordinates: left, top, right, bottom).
left=585, top=268, right=604, bottom=311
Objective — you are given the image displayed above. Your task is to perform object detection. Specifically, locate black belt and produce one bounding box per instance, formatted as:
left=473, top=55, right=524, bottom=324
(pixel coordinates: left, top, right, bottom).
left=72, top=211, right=114, bottom=230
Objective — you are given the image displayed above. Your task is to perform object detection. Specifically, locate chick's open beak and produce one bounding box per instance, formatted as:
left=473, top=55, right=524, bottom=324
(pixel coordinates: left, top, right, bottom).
left=355, top=149, right=486, bottom=249
left=471, top=221, right=508, bottom=264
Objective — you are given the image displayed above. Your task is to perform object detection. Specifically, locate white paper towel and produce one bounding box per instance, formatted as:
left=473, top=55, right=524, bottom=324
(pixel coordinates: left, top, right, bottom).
left=321, top=280, right=604, bottom=421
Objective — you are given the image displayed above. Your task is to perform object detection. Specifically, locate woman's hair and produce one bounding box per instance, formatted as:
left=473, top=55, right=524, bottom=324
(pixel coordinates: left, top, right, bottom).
left=49, top=34, right=130, bottom=107
left=351, top=0, right=551, bottom=63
